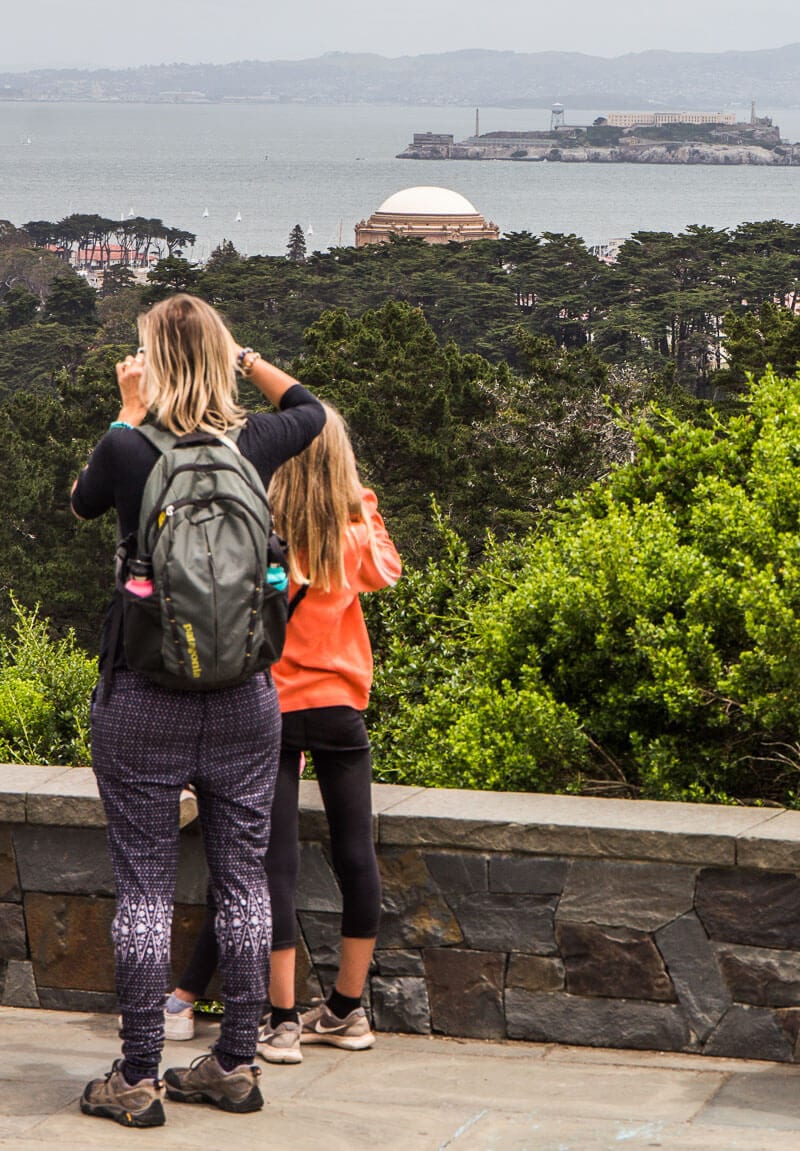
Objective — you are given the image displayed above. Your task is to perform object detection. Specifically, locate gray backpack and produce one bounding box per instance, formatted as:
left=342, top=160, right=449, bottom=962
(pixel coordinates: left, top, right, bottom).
left=119, top=425, right=287, bottom=691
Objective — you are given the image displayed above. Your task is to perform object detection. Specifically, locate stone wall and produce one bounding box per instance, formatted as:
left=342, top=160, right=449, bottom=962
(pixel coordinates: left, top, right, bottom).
left=4, top=765, right=800, bottom=1060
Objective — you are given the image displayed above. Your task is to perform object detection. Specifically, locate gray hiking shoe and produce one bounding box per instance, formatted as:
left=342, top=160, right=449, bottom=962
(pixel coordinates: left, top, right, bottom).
left=164, top=1052, right=263, bottom=1113
left=299, top=1001, right=375, bottom=1050
left=257, top=1019, right=303, bottom=1063
left=80, top=1059, right=165, bottom=1127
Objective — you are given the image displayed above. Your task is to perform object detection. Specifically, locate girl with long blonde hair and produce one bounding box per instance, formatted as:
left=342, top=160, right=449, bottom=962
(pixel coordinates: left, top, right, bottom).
left=171, top=401, right=401, bottom=1062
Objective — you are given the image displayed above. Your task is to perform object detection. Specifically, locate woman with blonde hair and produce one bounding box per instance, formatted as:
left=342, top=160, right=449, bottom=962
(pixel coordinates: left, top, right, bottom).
left=170, top=401, right=401, bottom=1063
left=71, top=294, right=325, bottom=1125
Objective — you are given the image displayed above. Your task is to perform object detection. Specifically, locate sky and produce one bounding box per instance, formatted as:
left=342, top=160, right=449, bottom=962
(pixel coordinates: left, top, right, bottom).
left=2, top=0, right=799, bottom=71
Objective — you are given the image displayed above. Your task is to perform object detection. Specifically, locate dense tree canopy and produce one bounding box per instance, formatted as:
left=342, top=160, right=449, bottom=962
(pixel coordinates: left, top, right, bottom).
left=1, top=216, right=800, bottom=798
left=367, top=370, right=800, bottom=807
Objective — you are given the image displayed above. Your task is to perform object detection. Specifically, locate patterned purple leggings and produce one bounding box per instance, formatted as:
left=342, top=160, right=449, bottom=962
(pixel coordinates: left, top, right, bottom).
left=92, top=670, right=280, bottom=1074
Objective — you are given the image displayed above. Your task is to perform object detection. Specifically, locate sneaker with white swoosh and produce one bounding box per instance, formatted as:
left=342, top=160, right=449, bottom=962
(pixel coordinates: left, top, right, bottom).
left=299, top=1001, right=375, bottom=1050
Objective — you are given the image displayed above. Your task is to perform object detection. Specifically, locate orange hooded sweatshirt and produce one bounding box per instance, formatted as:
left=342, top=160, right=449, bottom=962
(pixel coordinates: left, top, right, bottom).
left=272, top=488, right=402, bottom=713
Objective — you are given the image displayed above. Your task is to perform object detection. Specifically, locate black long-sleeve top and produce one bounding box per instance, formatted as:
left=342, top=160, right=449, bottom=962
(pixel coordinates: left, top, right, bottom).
left=71, top=383, right=325, bottom=668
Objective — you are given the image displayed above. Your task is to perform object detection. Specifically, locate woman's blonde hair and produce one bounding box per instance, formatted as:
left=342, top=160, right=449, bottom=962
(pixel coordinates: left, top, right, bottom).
left=268, top=402, right=389, bottom=592
left=138, top=294, right=245, bottom=435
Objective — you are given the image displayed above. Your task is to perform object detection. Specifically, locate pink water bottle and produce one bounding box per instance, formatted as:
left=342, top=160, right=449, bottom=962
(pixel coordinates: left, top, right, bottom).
left=124, top=557, right=154, bottom=598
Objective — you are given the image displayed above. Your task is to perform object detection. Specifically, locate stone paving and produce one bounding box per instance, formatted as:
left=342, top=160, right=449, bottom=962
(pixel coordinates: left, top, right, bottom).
left=3, top=1006, right=800, bottom=1150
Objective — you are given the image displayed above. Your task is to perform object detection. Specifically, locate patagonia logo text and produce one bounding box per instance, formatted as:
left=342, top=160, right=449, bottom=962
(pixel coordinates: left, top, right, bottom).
left=183, top=623, right=202, bottom=678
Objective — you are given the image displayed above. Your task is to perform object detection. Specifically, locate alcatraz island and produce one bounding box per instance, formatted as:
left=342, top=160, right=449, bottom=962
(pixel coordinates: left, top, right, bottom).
left=397, top=104, right=800, bottom=165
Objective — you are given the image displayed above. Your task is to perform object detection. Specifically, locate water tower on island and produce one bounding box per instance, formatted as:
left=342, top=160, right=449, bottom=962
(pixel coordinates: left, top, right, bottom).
left=550, top=102, right=565, bottom=131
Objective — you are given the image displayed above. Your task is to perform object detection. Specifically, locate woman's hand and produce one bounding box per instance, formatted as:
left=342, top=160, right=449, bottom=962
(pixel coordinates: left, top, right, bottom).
left=114, top=351, right=148, bottom=426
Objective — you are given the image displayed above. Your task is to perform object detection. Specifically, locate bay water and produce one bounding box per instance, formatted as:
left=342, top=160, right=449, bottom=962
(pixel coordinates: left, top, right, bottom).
left=0, top=102, right=798, bottom=259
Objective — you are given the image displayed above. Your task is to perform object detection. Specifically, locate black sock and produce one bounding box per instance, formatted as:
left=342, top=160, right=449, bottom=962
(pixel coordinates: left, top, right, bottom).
left=327, top=989, right=361, bottom=1019
left=270, top=1005, right=299, bottom=1028
left=215, top=1048, right=244, bottom=1072
left=121, top=1059, right=159, bottom=1084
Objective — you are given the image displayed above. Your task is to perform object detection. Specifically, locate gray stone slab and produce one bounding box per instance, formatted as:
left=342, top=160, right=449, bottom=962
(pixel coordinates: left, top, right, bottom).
left=696, top=868, right=800, bottom=948
left=506, top=989, right=692, bottom=1051
left=0, top=825, right=20, bottom=901
left=174, top=824, right=209, bottom=904
left=557, top=920, right=675, bottom=1000
left=0, top=903, right=26, bottom=960
left=506, top=953, right=565, bottom=993
left=371, top=975, right=431, bottom=1034
left=0, top=1079, right=86, bottom=1131
left=715, top=942, right=800, bottom=1008
left=25, top=1094, right=481, bottom=1151
left=489, top=854, right=568, bottom=893
left=0, top=765, right=72, bottom=823
left=376, top=787, right=779, bottom=864
left=697, top=1067, right=800, bottom=1131
left=371, top=783, right=429, bottom=815
left=737, top=809, right=800, bottom=871
left=704, top=1004, right=794, bottom=1062
left=9, top=1009, right=800, bottom=1150
left=451, top=891, right=558, bottom=954
left=424, top=948, right=506, bottom=1038
left=297, top=782, right=425, bottom=845
left=1, top=960, right=39, bottom=1008
left=557, top=858, right=696, bottom=930
left=377, top=849, right=462, bottom=949
left=373, top=949, right=425, bottom=977
left=25, top=768, right=198, bottom=829
left=307, top=1038, right=718, bottom=1123
left=26, top=767, right=107, bottom=827
left=423, top=850, right=488, bottom=893
left=298, top=779, right=330, bottom=841
left=298, top=910, right=341, bottom=967
left=448, top=1113, right=800, bottom=1151
left=296, top=841, right=342, bottom=912
left=13, top=824, right=114, bottom=895
left=178, top=789, right=199, bottom=829
left=37, top=987, right=117, bottom=1013
left=775, top=1007, right=800, bottom=1058
left=656, top=912, right=731, bottom=1042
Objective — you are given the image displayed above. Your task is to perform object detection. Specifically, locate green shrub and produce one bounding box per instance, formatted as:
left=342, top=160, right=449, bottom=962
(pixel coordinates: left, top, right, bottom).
left=0, top=594, right=96, bottom=765
left=367, top=371, right=800, bottom=804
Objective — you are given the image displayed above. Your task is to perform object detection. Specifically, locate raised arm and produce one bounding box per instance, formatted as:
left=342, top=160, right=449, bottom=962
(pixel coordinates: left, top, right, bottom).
left=235, top=345, right=302, bottom=407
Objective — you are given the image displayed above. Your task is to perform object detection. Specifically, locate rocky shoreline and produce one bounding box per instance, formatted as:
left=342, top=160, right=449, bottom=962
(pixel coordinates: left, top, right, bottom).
left=398, top=136, right=800, bottom=166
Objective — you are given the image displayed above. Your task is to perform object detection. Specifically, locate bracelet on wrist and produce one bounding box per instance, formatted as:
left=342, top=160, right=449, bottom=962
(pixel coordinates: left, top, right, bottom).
left=109, top=420, right=133, bottom=430
left=240, top=351, right=262, bottom=377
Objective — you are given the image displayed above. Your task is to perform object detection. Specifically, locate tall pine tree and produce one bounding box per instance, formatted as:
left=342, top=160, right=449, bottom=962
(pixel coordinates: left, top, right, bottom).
left=286, top=224, right=306, bottom=263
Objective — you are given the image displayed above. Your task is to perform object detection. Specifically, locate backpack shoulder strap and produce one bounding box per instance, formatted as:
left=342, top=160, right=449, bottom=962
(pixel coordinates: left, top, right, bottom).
left=287, top=582, right=309, bottom=620
left=134, top=424, right=176, bottom=454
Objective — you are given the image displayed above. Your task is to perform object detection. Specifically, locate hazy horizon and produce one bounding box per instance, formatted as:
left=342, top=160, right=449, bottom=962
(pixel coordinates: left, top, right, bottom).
left=2, top=0, right=799, bottom=73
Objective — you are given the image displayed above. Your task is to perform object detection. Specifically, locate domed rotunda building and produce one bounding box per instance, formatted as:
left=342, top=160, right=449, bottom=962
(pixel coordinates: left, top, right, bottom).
left=354, top=186, right=499, bottom=247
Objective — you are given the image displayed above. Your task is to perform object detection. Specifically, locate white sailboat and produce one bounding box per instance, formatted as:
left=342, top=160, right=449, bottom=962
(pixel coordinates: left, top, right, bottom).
left=235, top=211, right=242, bottom=222
left=202, top=207, right=209, bottom=218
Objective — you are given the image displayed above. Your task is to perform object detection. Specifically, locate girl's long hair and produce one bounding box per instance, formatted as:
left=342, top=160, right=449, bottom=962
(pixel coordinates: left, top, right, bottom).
left=268, top=402, right=390, bottom=592
left=138, top=294, right=245, bottom=435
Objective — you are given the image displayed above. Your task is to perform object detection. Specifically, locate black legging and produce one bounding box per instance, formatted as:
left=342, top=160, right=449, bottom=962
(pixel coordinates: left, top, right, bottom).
left=179, top=705, right=381, bottom=997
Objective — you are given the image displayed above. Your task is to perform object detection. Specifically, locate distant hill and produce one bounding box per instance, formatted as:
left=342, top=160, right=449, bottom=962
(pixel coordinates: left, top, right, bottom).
left=1, top=45, right=799, bottom=108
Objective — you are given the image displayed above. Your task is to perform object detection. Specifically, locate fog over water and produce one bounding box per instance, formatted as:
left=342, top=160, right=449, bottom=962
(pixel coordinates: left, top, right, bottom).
left=1, top=0, right=798, bottom=65
left=1, top=102, right=798, bottom=258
